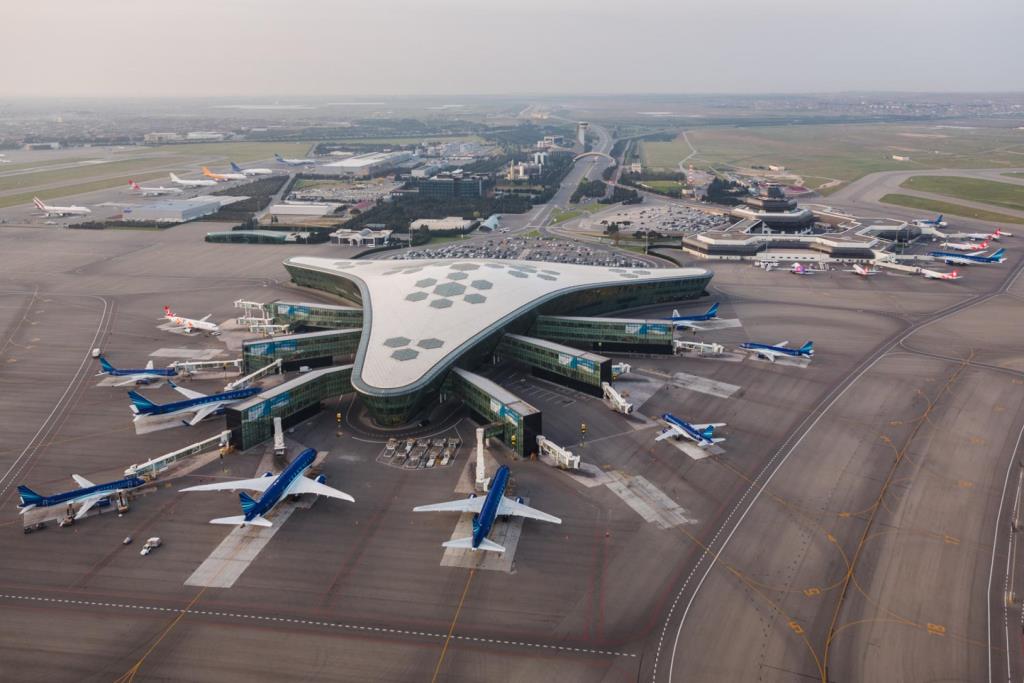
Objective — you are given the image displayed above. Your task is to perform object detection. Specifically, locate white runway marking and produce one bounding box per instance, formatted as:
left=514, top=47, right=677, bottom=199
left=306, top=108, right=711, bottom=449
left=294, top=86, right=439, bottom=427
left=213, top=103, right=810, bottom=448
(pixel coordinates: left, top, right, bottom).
left=439, top=503, right=526, bottom=573
left=603, top=472, right=697, bottom=528
left=149, top=347, right=224, bottom=360
left=689, top=318, right=742, bottom=331
left=669, top=372, right=740, bottom=399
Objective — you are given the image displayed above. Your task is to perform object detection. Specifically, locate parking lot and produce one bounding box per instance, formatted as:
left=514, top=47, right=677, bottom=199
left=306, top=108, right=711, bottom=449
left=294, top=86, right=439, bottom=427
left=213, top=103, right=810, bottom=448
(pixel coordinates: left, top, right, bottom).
left=392, top=235, right=650, bottom=267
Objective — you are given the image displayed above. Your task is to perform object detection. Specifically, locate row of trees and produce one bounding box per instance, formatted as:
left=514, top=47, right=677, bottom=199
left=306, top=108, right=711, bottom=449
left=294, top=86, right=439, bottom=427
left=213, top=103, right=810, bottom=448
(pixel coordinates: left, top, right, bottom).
left=570, top=178, right=607, bottom=203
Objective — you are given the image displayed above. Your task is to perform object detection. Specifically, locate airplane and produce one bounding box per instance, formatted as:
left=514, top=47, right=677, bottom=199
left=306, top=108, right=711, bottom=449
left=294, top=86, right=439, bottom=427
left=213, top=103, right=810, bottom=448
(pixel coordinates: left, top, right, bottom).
left=790, top=262, right=816, bottom=275
left=129, top=179, right=182, bottom=196
left=128, top=381, right=260, bottom=426
left=169, top=172, right=217, bottom=188
left=202, top=166, right=246, bottom=182
left=913, top=214, right=946, bottom=228
left=941, top=239, right=989, bottom=252
left=844, top=264, right=880, bottom=277
left=920, top=268, right=962, bottom=281
left=18, top=474, right=146, bottom=520
left=664, top=302, right=719, bottom=330
left=961, top=228, right=1005, bottom=241
left=163, top=306, right=220, bottom=334
left=928, top=248, right=1006, bottom=266
left=179, top=448, right=353, bottom=526
left=32, top=197, right=91, bottom=217
left=97, top=355, right=177, bottom=386
left=740, top=340, right=814, bottom=362
left=413, top=464, right=561, bottom=552
left=231, top=161, right=273, bottom=176
left=655, top=413, right=726, bottom=448
left=274, top=153, right=316, bottom=167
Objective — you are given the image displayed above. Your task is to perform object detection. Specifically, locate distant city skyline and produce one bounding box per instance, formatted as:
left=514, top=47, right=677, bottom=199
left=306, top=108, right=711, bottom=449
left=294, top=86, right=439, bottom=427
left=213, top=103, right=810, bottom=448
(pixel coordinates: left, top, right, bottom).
left=4, top=0, right=1023, bottom=97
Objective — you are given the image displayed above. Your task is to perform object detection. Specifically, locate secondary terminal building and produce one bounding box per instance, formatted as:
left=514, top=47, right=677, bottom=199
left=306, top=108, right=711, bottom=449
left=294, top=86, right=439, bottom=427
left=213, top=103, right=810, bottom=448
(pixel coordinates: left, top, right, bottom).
left=271, top=257, right=711, bottom=430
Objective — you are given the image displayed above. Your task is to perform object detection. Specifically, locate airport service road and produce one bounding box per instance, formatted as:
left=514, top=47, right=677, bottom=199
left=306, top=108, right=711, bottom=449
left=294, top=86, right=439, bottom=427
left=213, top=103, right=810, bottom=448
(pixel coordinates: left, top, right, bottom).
left=650, top=259, right=1024, bottom=683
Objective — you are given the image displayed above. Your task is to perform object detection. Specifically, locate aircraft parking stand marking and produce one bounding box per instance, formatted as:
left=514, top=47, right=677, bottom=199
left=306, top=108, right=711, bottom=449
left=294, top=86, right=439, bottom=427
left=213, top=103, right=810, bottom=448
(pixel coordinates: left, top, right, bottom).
left=0, top=593, right=637, bottom=658
left=603, top=471, right=697, bottom=528
left=148, top=347, right=224, bottom=361
left=440, top=505, right=526, bottom=573
left=668, top=372, right=741, bottom=399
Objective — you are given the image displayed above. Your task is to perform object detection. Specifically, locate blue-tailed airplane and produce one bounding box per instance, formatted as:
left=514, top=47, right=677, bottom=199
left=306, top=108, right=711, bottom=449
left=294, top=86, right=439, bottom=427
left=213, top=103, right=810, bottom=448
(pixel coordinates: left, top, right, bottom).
left=98, top=355, right=177, bottom=386
left=179, top=448, right=353, bottom=526
left=913, top=214, right=947, bottom=228
left=129, top=381, right=260, bottom=426
left=413, top=465, right=561, bottom=552
left=231, top=161, right=273, bottom=176
left=740, top=340, right=814, bottom=362
left=18, top=474, right=146, bottom=520
left=274, top=153, right=316, bottom=167
left=928, top=247, right=1006, bottom=266
left=656, top=413, right=726, bottom=448
left=665, top=302, right=719, bottom=330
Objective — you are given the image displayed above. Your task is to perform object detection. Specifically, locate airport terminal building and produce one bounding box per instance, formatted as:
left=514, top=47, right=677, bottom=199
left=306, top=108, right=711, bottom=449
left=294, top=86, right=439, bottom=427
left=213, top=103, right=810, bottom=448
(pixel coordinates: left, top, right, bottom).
left=277, top=257, right=713, bottom=428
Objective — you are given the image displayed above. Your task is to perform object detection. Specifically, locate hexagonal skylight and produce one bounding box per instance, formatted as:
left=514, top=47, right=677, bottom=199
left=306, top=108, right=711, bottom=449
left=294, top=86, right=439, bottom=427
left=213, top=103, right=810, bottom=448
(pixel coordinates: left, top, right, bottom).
left=508, top=270, right=528, bottom=279
left=429, top=298, right=453, bottom=309
left=464, top=294, right=487, bottom=304
left=450, top=263, right=480, bottom=271
left=405, top=291, right=428, bottom=302
left=415, top=278, right=438, bottom=288
left=417, top=338, right=444, bottom=349
left=391, top=348, right=420, bottom=361
left=470, top=280, right=493, bottom=290
left=447, top=272, right=468, bottom=281
left=434, top=282, right=467, bottom=297
left=383, top=336, right=412, bottom=347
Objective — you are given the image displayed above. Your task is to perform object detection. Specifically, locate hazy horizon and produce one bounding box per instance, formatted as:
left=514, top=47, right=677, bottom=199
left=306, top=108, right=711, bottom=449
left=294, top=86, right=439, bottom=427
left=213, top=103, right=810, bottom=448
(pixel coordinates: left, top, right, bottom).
left=5, top=0, right=1023, bottom=98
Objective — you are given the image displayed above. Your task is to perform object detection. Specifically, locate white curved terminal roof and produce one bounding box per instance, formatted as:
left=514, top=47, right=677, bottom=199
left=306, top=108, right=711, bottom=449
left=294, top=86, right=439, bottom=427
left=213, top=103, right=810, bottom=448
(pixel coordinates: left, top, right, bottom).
left=285, top=257, right=710, bottom=394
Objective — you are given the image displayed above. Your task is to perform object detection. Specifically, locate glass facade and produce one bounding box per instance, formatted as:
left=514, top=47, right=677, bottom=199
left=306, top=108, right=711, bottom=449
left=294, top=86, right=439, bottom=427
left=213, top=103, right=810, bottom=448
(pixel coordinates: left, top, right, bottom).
left=495, top=334, right=611, bottom=395
left=445, top=368, right=541, bottom=458
left=242, top=329, right=362, bottom=373
left=270, top=299, right=364, bottom=329
left=533, top=316, right=674, bottom=353
left=226, top=365, right=354, bottom=451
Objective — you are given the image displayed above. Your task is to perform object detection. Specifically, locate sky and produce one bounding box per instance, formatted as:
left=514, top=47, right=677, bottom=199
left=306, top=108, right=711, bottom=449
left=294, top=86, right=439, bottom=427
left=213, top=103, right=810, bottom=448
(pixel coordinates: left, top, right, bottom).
left=4, top=0, right=1022, bottom=97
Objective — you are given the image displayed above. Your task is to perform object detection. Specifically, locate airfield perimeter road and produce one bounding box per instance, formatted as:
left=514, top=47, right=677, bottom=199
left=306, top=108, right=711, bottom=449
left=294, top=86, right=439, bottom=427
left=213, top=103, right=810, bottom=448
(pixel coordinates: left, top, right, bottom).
left=649, top=252, right=1024, bottom=681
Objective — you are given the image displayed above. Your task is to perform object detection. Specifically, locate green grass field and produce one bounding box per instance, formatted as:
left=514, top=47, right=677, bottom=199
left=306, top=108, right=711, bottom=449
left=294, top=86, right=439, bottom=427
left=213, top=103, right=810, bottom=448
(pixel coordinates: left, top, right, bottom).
left=139, top=141, right=313, bottom=163
left=639, top=180, right=685, bottom=193
left=879, top=193, right=1024, bottom=225
left=0, top=157, right=92, bottom=173
left=551, top=208, right=583, bottom=224
left=642, top=123, right=1024, bottom=195
left=1003, top=172, right=1024, bottom=179
left=0, top=157, right=193, bottom=193
left=899, top=175, right=1024, bottom=212
left=325, top=135, right=483, bottom=146
left=0, top=171, right=179, bottom=209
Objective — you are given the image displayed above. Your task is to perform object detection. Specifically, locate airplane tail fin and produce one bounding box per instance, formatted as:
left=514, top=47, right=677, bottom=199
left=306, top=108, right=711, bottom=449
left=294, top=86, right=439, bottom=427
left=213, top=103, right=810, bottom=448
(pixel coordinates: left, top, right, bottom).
left=706, top=302, right=719, bottom=317
left=701, top=425, right=715, bottom=441
left=239, top=491, right=258, bottom=516
left=671, top=309, right=680, bottom=318
left=992, top=248, right=1006, bottom=259
left=98, top=355, right=116, bottom=373
left=163, top=305, right=173, bottom=316
left=210, top=514, right=272, bottom=527
left=443, top=536, right=505, bottom=553
left=33, top=197, right=45, bottom=209
left=230, top=162, right=242, bottom=172
left=17, top=485, right=44, bottom=508
left=129, top=180, right=140, bottom=190
left=800, top=341, right=814, bottom=355
left=202, top=166, right=215, bottom=177
left=937, top=215, right=943, bottom=223
left=274, top=154, right=284, bottom=161
left=127, top=390, right=159, bottom=412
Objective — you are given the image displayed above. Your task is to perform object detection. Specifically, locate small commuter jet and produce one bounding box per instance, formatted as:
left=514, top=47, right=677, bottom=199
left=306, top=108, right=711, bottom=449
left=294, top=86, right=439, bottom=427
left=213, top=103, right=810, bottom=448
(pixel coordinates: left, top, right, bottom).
left=129, top=179, right=182, bottom=196
left=274, top=153, right=316, bottom=167
left=664, top=302, right=719, bottom=330
left=169, top=172, right=217, bottom=188
left=231, top=161, right=273, bottom=176
left=18, top=474, right=146, bottom=520
left=929, top=248, right=1006, bottom=266
left=163, top=306, right=220, bottom=334
left=961, top=228, right=1005, bottom=241
left=32, top=197, right=91, bottom=216
left=179, top=448, right=353, bottom=526
left=129, top=381, right=260, bottom=426
left=844, top=264, right=880, bottom=277
left=941, top=239, right=989, bottom=252
left=97, top=355, right=177, bottom=386
left=413, top=465, right=561, bottom=552
left=202, top=166, right=246, bottom=182
left=913, top=214, right=947, bottom=228
left=920, top=268, right=962, bottom=281
left=740, top=340, right=814, bottom=362
left=790, top=262, right=818, bottom=275
left=655, top=413, right=726, bottom=448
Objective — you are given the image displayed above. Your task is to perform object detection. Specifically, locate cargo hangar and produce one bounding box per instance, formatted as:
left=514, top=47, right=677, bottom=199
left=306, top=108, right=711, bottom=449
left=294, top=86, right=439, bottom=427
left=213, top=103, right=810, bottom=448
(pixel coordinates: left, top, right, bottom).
left=226, top=257, right=712, bottom=455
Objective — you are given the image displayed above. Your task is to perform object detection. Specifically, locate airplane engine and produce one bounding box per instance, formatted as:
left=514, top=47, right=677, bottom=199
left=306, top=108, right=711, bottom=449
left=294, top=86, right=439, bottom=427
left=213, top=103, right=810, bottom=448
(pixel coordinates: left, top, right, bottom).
left=262, top=471, right=274, bottom=478
left=315, top=474, right=326, bottom=484
left=467, top=493, right=477, bottom=499
left=516, top=497, right=524, bottom=505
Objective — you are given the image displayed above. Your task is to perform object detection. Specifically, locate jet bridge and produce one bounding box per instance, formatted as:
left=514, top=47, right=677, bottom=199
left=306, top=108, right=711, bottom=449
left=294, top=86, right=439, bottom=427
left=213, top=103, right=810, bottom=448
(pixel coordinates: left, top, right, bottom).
left=445, top=368, right=541, bottom=458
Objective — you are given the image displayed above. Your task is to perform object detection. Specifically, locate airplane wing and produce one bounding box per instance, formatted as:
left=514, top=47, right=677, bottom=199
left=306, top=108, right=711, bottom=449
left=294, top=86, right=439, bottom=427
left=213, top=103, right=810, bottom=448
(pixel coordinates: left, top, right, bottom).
left=690, top=423, right=726, bottom=430
left=288, top=476, right=355, bottom=502
left=413, top=497, right=486, bottom=514
left=72, top=474, right=95, bottom=488
left=655, top=424, right=685, bottom=442
left=674, top=321, right=702, bottom=331
left=171, top=384, right=206, bottom=400
left=775, top=341, right=789, bottom=348
left=496, top=497, right=562, bottom=524
left=187, top=404, right=219, bottom=426
left=180, top=476, right=276, bottom=493
left=112, top=375, right=144, bottom=387
left=75, top=495, right=104, bottom=519
left=199, top=314, right=212, bottom=322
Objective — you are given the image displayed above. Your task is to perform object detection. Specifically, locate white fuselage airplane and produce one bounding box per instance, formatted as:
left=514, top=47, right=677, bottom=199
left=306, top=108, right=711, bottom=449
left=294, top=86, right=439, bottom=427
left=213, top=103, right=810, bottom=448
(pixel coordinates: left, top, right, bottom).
left=274, top=154, right=316, bottom=167
left=844, top=264, right=880, bottom=277
left=231, top=162, right=272, bottom=176
left=129, top=180, right=182, bottom=197
left=163, top=306, right=220, bottom=334
left=655, top=413, right=726, bottom=448
left=941, top=239, right=988, bottom=252
left=202, top=166, right=246, bottom=182
left=962, top=228, right=1005, bottom=241
left=920, top=268, right=962, bottom=281
left=169, top=172, right=217, bottom=188
left=32, top=197, right=90, bottom=216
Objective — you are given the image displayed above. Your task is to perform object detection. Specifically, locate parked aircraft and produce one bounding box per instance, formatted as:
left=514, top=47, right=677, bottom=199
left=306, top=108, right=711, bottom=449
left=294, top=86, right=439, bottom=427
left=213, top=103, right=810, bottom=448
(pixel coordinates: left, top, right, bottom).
left=413, top=465, right=561, bottom=552
left=231, top=162, right=273, bottom=176
left=129, top=381, right=260, bottom=426
left=740, top=340, right=814, bottom=362
left=665, top=303, right=719, bottom=330
left=961, top=228, right=1005, bottom=241
left=129, top=180, right=182, bottom=196
left=941, top=239, right=989, bottom=252
left=790, top=262, right=817, bottom=275
left=844, top=264, right=880, bottom=276
left=274, top=153, right=316, bottom=167
left=655, top=413, right=726, bottom=448
left=163, top=306, right=220, bottom=334
left=32, top=197, right=90, bottom=216
left=97, top=355, right=177, bottom=386
left=169, top=172, right=216, bottom=188
left=913, top=214, right=946, bottom=228
left=18, top=474, right=146, bottom=520
left=179, top=448, right=353, bottom=526
left=202, top=166, right=246, bottom=182
left=929, top=248, right=1006, bottom=266
left=920, top=268, right=962, bottom=281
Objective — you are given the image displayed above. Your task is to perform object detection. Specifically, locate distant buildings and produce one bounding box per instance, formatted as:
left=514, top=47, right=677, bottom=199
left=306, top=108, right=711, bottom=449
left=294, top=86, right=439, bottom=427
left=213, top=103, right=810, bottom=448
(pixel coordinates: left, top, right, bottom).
left=330, top=226, right=393, bottom=246
left=414, top=172, right=484, bottom=199
left=577, top=122, right=589, bottom=146
left=410, top=216, right=474, bottom=233
left=728, top=184, right=814, bottom=231
left=536, top=135, right=566, bottom=149
left=324, top=151, right=413, bottom=177
left=126, top=198, right=222, bottom=223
